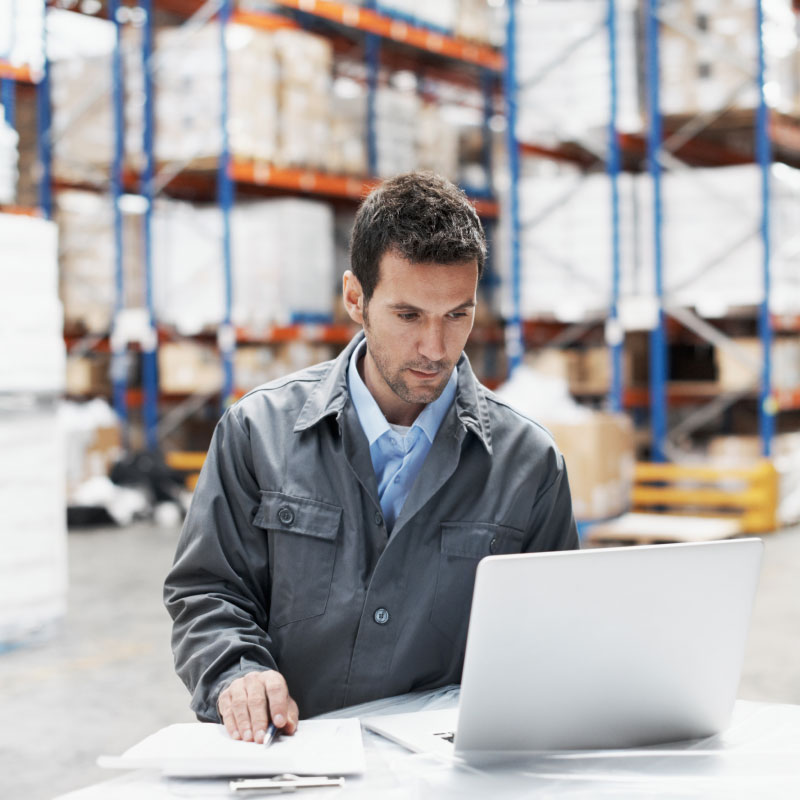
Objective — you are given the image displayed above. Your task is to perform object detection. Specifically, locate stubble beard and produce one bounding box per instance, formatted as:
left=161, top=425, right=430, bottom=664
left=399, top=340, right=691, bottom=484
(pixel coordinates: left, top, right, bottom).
left=363, top=312, right=452, bottom=406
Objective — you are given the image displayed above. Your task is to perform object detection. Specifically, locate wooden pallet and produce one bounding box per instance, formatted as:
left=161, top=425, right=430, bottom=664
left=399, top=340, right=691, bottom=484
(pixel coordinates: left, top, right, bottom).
left=587, top=460, right=779, bottom=546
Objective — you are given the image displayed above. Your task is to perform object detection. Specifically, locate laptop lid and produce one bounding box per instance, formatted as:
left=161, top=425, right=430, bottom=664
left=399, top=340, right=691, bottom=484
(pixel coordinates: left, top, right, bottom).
left=456, top=539, right=763, bottom=753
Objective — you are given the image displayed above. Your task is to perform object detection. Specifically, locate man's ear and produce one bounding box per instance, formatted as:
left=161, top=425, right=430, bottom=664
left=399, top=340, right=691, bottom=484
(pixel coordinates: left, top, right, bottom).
left=342, top=270, right=365, bottom=325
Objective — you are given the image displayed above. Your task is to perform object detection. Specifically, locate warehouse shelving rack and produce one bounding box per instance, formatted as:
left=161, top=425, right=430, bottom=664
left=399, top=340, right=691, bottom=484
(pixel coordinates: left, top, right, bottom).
left=0, top=0, right=500, bottom=450
left=34, top=0, right=504, bottom=449
left=641, top=0, right=795, bottom=461
left=503, top=0, right=800, bottom=462
left=126, top=0, right=505, bottom=448
left=502, top=0, right=626, bottom=410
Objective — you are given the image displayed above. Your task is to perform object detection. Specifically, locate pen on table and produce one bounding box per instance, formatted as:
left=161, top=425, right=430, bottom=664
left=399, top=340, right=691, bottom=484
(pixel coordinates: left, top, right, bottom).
left=263, top=722, right=278, bottom=748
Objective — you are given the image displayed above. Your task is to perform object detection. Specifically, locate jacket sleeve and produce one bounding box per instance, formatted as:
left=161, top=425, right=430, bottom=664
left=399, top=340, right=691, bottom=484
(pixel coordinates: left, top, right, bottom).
left=164, top=406, right=277, bottom=722
left=524, top=451, right=580, bottom=552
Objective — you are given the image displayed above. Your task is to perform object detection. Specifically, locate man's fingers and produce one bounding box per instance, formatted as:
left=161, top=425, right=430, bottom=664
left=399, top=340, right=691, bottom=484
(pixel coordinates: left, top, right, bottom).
left=229, top=681, right=254, bottom=742
left=244, top=673, right=270, bottom=744
left=284, top=698, right=300, bottom=735
left=264, top=672, right=290, bottom=729
left=218, top=691, right=240, bottom=741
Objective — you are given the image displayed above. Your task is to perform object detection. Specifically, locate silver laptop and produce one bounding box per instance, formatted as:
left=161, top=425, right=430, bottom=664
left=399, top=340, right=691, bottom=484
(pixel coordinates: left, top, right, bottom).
left=364, top=539, right=763, bottom=757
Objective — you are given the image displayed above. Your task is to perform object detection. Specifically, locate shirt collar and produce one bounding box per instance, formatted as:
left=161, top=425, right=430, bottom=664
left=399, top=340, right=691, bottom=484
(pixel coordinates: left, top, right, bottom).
left=347, top=339, right=457, bottom=445
left=293, top=330, right=492, bottom=454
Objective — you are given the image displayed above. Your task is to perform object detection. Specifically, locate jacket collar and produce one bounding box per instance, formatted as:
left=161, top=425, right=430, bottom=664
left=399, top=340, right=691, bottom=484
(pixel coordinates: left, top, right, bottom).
left=293, top=330, right=493, bottom=453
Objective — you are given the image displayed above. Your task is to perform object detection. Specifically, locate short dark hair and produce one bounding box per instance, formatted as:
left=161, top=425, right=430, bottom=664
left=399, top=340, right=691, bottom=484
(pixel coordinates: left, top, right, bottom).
left=350, top=172, right=487, bottom=303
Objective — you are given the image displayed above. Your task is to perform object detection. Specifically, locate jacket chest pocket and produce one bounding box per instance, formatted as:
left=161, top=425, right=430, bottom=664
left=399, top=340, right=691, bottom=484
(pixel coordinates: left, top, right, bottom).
left=254, top=491, right=342, bottom=629
left=430, top=522, right=523, bottom=644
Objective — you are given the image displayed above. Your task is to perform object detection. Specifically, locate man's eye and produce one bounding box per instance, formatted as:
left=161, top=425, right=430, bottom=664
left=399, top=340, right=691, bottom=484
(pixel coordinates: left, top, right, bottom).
left=448, top=312, right=469, bottom=320
left=398, top=313, right=418, bottom=321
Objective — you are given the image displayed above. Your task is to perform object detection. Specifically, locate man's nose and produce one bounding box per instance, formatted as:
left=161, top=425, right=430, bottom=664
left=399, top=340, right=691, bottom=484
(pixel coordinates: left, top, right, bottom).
left=418, top=321, right=446, bottom=363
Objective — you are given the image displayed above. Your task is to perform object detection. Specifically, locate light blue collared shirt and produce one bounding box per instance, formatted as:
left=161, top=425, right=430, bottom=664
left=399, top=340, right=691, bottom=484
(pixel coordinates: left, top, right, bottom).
left=348, top=340, right=457, bottom=532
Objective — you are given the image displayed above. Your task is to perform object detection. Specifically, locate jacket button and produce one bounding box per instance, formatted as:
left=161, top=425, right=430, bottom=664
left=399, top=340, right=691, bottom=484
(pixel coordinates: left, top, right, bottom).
left=374, top=511, right=384, bottom=526
left=489, top=537, right=498, bottom=554
left=373, top=607, right=390, bottom=625
left=277, top=506, right=294, bottom=526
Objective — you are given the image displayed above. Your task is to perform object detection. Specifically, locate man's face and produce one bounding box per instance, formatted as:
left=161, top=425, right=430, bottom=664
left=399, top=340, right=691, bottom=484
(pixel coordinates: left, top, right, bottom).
left=344, top=250, right=478, bottom=423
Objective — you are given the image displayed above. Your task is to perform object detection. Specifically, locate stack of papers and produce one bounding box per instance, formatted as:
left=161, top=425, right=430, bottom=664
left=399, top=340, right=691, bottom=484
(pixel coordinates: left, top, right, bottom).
left=98, top=719, right=365, bottom=777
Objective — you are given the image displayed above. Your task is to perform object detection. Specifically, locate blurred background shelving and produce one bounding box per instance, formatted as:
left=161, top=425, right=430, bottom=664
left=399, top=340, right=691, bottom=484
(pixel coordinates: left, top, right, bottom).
left=3, top=0, right=800, bottom=532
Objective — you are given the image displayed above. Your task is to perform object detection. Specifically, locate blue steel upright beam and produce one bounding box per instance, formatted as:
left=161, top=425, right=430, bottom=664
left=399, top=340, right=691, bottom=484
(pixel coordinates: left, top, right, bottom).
left=109, top=0, right=129, bottom=433
left=364, top=0, right=379, bottom=177
left=607, top=0, right=623, bottom=413
left=502, top=0, right=524, bottom=375
left=755, top=0, right=774, bottom=457
left=480, top=68, right=494, bottom=192
left=218, top=0, right=235, bottom=410
left=1, top=80, right=14, bottom=127
left=140, top=0, right=159, bottom=450
left=645, top=0, right=668, bottom=461
left=36, top=0, right=52, bottom=218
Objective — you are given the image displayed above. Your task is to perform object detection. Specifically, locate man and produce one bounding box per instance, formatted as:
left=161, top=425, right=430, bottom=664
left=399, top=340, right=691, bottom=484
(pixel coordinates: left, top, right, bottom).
left=165, top=172, right=578, bottom=746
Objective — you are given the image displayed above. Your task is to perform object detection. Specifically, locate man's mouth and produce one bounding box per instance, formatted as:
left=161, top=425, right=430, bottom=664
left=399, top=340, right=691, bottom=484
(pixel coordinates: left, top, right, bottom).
left=408, top=368, right=441, bottom=379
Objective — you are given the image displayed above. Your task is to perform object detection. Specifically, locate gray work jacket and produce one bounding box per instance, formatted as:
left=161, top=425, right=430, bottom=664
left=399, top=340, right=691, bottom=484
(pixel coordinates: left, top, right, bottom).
left=165, top=332, right=579, bottom=722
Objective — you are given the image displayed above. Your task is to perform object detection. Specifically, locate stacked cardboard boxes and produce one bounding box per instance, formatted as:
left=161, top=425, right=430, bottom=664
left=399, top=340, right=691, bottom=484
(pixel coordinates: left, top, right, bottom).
left=545, top=413, right=635, bottom=521
left=55, top=190, right=144, bottom=334
left=496, top=163, right=640, bottom=321
left=235, top=342, right=336, bottom=393
left=715, top=337, right=800, bottom=392
left=495, top=365, right=635, bottom=521
left=514, top=0, right=641, bottom=140
left=497, top=161, right=800, bottom=322
left=659, top=0, right=799, bottom=116
left=151, top=197, right=335, bottom=334
left=274, top=29, right=333, bottom=170
left=531, top=347, right=634, bottom=396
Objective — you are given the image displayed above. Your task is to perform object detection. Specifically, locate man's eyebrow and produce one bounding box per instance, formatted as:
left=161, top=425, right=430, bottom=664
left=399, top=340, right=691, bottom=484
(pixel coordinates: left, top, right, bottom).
left=387, top=299, right=476, bottom=313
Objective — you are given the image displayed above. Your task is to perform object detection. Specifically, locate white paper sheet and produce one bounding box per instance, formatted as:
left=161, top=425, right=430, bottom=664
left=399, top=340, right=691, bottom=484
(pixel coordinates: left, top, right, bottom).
left=97, top=719, right=365, bottom=777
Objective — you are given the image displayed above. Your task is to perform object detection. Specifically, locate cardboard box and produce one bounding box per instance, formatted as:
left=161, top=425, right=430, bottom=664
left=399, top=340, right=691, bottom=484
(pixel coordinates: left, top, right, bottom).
left=66, top=355, right=111, bottom=396
left=543, top=413, right=635, bottom=521
left=715, top=338, right=800, bottom=391
left=530, top=347, right=631, bottom=396
left=158, top=342, right=223, bottom=395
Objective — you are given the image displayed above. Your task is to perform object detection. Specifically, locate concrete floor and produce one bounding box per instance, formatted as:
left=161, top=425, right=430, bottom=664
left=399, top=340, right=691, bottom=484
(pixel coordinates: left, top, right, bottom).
left=1, top=523, right=799, bottom=800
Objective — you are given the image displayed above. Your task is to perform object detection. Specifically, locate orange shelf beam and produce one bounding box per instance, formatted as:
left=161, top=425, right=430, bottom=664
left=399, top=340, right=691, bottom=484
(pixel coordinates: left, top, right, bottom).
left=230, top=160, right=377, bottom=200
left=270, top=0, right=503, bottom=70
left=229, top=161, right=498, bottom=218
left=772, top=314, right=800, bottom=333
left=231, top=9, right=299, bottom=32
left=0, top=61, right=37, bottom=83
left=0, top=205, right=41, bottom=217
left=235, top=323, right=357, bottom=345
left=775, top=389, right=800, bottom=411
left=155, top=0, right=502, bottom=69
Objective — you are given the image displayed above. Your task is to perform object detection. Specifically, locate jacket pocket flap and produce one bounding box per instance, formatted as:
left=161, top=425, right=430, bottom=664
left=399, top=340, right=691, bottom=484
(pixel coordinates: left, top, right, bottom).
left=254, top=491, right=342, bottom=540
left=440, top=522, right=523, bottom=558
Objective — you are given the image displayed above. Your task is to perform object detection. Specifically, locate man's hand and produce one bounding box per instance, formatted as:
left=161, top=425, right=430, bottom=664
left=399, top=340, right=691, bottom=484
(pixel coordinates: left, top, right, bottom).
left=217, top=670, right=299, bottom=743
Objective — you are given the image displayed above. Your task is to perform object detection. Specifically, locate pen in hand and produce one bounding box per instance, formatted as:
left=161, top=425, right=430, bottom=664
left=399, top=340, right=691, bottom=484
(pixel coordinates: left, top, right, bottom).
left=263, top=722, right=278, bottom=749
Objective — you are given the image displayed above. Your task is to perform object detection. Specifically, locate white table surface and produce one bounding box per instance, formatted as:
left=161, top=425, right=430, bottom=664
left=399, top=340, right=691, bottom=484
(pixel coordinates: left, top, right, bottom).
left=56, top=688, right=800, bottom=799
